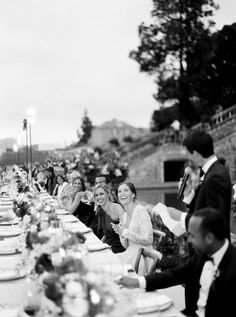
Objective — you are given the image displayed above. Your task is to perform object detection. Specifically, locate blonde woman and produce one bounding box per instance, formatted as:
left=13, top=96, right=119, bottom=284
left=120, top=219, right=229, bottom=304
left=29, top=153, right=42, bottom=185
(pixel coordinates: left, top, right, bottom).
left=93, top=183, right=125, bottom=253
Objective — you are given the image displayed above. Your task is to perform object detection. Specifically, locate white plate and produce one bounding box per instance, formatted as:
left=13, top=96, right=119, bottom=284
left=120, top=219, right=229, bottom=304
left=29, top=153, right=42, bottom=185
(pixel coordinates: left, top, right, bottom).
left=0, top=229, right=21, bottom=237
left=136, top=293, right=173, bottom=314
left=56, top=210, right=69, bottom=215
left=0, top=308, right=18, bottom=317
left=0, top=270, right=25, bottom=281
left=0, top=219, right=18, bottom=226
left=67, top=227, right=92, bottom=234
left=0, top=247, right=21, bottom=255
left=87, top=243, right=110, bottom=252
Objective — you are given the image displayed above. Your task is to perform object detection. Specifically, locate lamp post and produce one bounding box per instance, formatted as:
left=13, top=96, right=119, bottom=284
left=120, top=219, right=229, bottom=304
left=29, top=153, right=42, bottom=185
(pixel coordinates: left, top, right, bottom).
left=23, top=118, right=29, bottom=180
left=27, top=108, right=36, bottom=185
left=17, top=138, right=21, bottom=165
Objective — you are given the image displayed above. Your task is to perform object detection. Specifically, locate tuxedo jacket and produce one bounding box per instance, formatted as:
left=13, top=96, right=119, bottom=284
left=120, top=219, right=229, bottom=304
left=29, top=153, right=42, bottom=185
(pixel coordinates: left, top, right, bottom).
left=145, top=244, right=236, bottom=317
left=186, top=159, right=232, bottom=226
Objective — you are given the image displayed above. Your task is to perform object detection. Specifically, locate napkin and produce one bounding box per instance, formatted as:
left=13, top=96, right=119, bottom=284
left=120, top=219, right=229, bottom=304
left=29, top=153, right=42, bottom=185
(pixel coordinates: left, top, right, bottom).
left=0, top=228, right=21, bottom=237
left=87, top=243, right=110, bottom=252
left=0, top=269, right=25, bottom=280
left=0, top=308, right=18, bottom=317
left=0, top=245, right=20, bottom=254
left=136, top=293, right=172, bottom=313
left=55, top=209, right=69, bottom=215
left=152, top=203, right=185, bottom=237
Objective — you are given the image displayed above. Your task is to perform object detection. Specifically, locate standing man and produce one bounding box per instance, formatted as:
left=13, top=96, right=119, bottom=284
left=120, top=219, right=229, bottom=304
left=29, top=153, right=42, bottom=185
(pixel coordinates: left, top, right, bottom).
left=168, top=131, right=232, bottom=231
left=118, top=208, right=236, bottom=317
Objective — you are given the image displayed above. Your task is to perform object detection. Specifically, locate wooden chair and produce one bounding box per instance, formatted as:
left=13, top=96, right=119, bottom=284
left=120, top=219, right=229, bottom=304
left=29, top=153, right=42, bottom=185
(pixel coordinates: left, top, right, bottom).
left=134, top=247, right=162, bottom=275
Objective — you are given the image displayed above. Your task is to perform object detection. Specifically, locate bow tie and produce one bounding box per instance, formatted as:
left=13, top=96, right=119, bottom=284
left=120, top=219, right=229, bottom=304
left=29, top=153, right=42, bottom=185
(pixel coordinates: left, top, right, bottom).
left=199, top=167, right=205, bottom=178
left=206, top=254, right=214, bottom=264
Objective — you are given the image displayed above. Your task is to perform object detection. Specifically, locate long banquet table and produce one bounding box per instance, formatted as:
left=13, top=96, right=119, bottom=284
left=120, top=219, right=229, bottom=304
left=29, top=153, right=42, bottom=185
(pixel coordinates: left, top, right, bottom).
left=0, top=193, right=185, bottom=317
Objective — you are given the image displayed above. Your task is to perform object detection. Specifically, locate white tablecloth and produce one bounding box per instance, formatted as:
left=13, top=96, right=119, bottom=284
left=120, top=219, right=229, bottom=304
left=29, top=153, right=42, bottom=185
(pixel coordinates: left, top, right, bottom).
left=0, top=198, right=184, bottom=317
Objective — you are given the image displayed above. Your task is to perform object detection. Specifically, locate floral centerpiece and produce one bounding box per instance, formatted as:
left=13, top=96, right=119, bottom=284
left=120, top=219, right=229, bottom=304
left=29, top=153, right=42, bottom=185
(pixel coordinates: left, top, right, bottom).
left=41, top=256, right=135, bottom=317
left=24, top=210, right=87, bottom=275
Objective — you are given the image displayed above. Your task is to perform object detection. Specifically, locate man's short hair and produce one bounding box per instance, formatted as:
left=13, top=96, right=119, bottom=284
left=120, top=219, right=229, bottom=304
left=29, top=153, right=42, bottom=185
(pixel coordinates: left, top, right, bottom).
left=95, top=174, right=108, bottom=185
left=183, top=131, right=214, bottom=158
left=193, top=207, right=229, bottom=240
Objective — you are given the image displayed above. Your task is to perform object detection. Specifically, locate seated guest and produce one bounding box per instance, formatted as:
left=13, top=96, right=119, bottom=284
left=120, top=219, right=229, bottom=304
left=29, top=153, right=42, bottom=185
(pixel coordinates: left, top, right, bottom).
left=117, top=207, right=236, bottom=317
left=59, top=170, right=82, bottom=209
left=44, top=166, right=57, bottom=196
left=66, top=176, right=96, bottom=230
left=112, top=181, right=153, bottom=275
left=93, top=183, right=125, bottom=253
left=94, top=174, right=118, bottom=203
left=52, top=174, right=68, bottom=201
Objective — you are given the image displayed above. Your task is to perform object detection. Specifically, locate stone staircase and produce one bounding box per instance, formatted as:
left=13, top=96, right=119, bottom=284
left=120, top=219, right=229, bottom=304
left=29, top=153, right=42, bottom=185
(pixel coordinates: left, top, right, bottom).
left=126, top=104, right=236, bottom=185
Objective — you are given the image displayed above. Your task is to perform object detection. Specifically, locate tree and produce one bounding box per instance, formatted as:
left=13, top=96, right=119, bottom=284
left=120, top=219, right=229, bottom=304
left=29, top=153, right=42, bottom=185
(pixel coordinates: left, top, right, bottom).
left=186, top=22, right=236, bottom=119
left=209, top=23, right=236, bottom=109
left=77, top=110, right=93, bottom=145
left=130, top=0, right=218, bottom=128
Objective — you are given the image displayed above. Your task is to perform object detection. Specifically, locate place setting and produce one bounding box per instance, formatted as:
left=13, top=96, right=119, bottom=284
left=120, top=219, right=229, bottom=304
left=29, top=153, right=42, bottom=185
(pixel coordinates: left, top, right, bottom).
left=0, top=266, right=26, bottom=282
left=0, top=218, right=18, bottom=226
left=0, top=242, right=22, bottom=255
left=0, top=227, right=21, bottom=238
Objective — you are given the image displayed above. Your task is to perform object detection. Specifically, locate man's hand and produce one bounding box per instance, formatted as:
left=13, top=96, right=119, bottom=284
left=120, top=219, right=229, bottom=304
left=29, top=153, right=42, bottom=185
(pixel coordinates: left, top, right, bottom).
left=167, top=207, right=182, bottom=221
left=116, top=275, right=139, bottom=288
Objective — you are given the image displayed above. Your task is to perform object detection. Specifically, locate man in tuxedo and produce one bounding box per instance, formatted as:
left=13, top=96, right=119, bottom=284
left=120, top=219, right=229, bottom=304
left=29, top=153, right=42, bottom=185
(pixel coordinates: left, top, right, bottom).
left=168, top=131, right=232, bottom=230
left=117, top=208, right=236, bottom=317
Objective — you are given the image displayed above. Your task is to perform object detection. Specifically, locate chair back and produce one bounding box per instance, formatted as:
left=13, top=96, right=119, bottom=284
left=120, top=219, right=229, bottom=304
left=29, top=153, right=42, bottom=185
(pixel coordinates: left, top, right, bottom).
left=153, top=229, right=166, bottom=250
left=134, top=247, right=162, bottom=275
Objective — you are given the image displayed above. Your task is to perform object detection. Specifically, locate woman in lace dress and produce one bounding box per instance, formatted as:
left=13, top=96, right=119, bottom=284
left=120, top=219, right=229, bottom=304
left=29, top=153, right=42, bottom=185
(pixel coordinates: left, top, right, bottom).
left=112, top=181, right=153, bottom=275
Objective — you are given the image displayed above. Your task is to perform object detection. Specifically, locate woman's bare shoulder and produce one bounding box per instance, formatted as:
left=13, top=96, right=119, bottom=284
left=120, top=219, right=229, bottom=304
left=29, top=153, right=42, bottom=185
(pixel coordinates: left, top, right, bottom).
left=111, top=202, right=124, bottom=216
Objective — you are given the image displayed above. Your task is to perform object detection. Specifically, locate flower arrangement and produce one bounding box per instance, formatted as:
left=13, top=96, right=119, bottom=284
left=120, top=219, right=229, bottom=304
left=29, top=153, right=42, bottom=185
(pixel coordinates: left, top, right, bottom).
left=25, top=211, right=87, bottom=276
left=41, top=257, right=135, bottom=317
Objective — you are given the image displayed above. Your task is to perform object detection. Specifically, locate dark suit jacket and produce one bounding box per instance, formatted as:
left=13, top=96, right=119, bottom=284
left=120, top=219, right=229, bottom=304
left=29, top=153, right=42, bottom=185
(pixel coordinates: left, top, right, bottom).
left=186, top=159, right=232, bottom=227
left=145, top=244, right=236, bottom=317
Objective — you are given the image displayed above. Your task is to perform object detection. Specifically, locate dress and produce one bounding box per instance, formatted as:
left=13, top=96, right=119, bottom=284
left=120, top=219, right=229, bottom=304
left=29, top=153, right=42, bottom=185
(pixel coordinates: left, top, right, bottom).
left=97, top=208, right=125, bottom=253
left=117, top=204, right=153, bottom=275
left=73, top=201, right=95, bottom=226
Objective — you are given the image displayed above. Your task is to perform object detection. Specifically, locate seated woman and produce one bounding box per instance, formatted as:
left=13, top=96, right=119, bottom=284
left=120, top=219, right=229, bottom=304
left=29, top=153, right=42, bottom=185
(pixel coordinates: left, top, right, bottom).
left=66, top=176, right=96, bottom=230
left=93, top=183, right=125, bottom=253
left=53, top=174, right=68, bottom=201
left=112, top=181, right=153, bottom=275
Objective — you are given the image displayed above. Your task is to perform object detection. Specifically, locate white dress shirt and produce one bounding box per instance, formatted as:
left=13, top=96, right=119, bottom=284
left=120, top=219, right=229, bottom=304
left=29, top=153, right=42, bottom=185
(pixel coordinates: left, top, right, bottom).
left=180, top=155, right=218, bottom=228
left=197, top=239, right=229, bottom=317
left=138, top=238, right=229, bottom=316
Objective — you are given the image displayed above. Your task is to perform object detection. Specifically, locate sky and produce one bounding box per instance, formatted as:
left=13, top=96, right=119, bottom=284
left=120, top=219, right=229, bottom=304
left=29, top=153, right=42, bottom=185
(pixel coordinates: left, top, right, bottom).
left=0, top=0, right=235, bottom=147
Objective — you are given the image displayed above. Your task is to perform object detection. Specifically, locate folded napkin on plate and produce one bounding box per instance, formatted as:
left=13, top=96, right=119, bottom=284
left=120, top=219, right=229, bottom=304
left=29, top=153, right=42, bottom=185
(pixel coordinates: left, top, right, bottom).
left=60, top=215, right=78, bottom=222
left=87, top=243, right=110, bottom=252
left=66, top=226, right=92, bottom=234
left=56, top=209, right=69, bottom=215
left=0, top=219, right=18, bottom=226
left=0, top=269, right=25, bottom=280
left=0, top=228, right=21, bottom=237
left=0, top=308, right=18, bottom=317
left=0, top=245, right=20, bottom=254
left=136, top=293, right=173, bottom=314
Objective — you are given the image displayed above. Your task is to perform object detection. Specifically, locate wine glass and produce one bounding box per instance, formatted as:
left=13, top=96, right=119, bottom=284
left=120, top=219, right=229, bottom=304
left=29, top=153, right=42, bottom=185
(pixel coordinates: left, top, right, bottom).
left=23, top=278, right=41, bottom=316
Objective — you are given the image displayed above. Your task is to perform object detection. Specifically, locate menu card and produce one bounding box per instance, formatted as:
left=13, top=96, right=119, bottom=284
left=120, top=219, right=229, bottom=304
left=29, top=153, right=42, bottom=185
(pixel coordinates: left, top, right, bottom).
left=152, top=203, right=185, bottom=237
